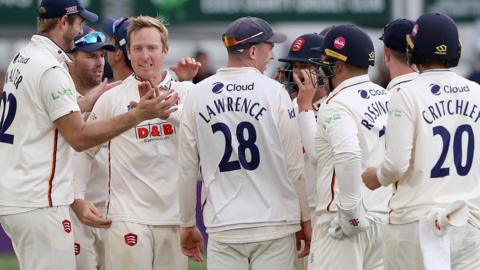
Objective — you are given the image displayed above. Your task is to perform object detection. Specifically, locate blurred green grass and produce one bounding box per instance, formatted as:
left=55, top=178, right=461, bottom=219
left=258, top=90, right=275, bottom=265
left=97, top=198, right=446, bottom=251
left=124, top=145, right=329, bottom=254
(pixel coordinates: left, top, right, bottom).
left=0, top=254, right=207, bottom=270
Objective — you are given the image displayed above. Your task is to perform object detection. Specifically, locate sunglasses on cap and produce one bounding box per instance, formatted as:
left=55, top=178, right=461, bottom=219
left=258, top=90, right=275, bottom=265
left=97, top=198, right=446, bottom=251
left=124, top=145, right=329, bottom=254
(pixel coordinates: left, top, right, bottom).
left=74, top=31, right=107, bottom=46
left=112, top=17, right=128, bottom=35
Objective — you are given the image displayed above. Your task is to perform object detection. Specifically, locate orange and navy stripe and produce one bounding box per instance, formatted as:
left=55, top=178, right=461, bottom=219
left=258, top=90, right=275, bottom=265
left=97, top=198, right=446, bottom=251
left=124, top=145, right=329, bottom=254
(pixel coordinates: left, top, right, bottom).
left=326, top=169, right=336, bottom=212
left=387, top=181, right=399, bottom=224
left=47, top=129, right=59, bottom=207
left=106, top=141, right=112, bottom=215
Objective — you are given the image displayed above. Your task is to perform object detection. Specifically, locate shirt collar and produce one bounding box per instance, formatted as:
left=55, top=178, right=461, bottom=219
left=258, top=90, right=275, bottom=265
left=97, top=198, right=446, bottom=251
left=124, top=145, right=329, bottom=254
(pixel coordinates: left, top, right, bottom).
left=418, top=68, right=452, bottom=76
left=386, top=72, right=418, bottom=91
left=217, top=67, right=261, bottom=74
left=31, top=34, right=72, bottom=64
left=329, top=74, right=370, bottom=96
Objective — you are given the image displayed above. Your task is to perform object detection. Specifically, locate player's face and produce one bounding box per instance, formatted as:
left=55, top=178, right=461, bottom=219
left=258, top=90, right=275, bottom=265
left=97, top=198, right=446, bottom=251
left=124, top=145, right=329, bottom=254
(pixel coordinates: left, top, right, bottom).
left=106, top=36, right=117, bottom=68
left=128, top=27, right=168, bottom=84
left=64, top=16, right=85, bottom=51
left=292, top=62, right=308, bottom=78
left=254, top=42, right=274, bottom=73
left=72, top=50, right=105, bottom=87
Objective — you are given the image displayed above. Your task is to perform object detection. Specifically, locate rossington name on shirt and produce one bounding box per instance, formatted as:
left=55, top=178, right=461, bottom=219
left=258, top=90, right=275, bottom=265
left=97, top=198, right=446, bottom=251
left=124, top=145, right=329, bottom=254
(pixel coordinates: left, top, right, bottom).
left=199, top=81, right=267, bottom=123
left=357, top=89, right=390, bottom=130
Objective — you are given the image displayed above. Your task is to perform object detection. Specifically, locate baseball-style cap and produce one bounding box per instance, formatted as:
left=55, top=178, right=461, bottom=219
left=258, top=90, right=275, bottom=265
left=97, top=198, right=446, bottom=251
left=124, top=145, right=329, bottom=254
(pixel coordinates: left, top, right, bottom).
left=38, top=0, right=98, bottom=22
left=70, top=26, right=115, bottom=53
left=380, top=19, right=415, bottom=52
left=102, top=17, right=130, bottom=50
left=406, top=13, right=460, bottom=65
left=222, top=16, right=287, bottom=51
left=313, top=24, right=375, bottom=68
left=279, top=33, right=324, bottom=64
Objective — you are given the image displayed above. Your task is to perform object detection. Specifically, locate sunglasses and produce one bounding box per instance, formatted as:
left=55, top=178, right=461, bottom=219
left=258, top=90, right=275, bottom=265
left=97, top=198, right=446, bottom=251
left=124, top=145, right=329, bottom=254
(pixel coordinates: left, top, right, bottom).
left=74, top=32, right=106, bottom=46
left=112, top=17, right=128, bottom=36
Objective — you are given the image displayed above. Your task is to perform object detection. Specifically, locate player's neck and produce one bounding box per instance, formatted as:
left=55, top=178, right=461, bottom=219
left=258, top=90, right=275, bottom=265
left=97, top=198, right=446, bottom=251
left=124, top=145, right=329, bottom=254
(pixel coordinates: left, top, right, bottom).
left=41, top=31, right=70, bottom=53
left=113, top=64, right=133, bottom=81
left=388, top=63, right=416, bottom=79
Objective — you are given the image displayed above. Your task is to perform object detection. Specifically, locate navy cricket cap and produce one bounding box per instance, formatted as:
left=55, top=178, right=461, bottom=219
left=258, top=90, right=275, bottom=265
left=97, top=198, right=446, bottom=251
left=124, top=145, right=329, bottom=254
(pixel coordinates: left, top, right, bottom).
left=380, top=19, right=414, bottom=52
left=223, top=16, right=287, bottom=51
left=279, top=33, right=324, bottom=64
left=70, top=26, right=115, bottom=53
left=314, top=24, right=375, bottom=68
left=102, top=17, right=130, bottom=50
left=406, top=13, right=460, bottom=65
left=38, top=0, right=98, bottom=22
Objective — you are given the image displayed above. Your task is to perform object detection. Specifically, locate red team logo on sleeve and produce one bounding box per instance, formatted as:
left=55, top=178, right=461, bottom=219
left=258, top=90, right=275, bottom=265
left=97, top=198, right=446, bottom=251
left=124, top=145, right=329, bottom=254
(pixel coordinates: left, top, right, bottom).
left=124, top=233, right=138, bottom=247
left=62, top=220, right=72, bottom=233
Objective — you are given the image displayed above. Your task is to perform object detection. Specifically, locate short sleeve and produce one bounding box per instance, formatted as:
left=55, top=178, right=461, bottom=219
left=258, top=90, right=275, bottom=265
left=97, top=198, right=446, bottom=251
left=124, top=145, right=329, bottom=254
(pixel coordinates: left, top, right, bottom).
left=39, top=67, right=80, bottom=121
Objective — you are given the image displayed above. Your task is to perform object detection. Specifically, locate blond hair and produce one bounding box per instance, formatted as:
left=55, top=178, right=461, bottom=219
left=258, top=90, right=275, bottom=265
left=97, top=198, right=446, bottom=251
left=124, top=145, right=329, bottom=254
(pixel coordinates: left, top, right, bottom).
left=127, top=16, right=168, bottom=49
left=36, top=15, right=76, bottom=34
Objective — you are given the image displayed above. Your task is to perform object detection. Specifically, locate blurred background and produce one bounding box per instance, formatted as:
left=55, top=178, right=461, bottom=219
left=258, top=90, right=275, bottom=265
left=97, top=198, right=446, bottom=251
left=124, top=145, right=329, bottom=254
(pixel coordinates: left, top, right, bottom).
left=1, top=0, right=480, bottom=269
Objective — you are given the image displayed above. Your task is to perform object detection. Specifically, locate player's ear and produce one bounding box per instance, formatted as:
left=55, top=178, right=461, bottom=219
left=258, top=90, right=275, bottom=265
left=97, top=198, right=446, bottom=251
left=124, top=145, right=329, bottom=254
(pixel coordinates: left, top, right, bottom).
left=383, top=47, right=391, bottom=64
left=248, top=45, right=256, bottom=60
left=116, top=50, right=123, bottom=61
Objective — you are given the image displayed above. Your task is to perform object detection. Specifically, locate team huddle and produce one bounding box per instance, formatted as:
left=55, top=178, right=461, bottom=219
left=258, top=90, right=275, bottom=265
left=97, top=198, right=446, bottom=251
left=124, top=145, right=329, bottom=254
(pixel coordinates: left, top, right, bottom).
left=0, top=0, right=480, bottom=269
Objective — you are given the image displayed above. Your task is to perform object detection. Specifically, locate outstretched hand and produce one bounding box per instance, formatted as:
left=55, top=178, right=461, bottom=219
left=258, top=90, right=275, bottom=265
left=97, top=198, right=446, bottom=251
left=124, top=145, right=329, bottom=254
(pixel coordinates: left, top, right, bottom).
left=80, top=78, right=122, bottom=112
left=130, top=81, right=179, bottom=121
left=170, top=57, right=201, bottom=82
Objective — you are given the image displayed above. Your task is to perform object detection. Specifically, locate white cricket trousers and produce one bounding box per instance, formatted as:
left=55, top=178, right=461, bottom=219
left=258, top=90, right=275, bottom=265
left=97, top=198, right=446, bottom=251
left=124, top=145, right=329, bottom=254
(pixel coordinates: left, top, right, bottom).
left=384, top=222, right=480, bottom=270
left=308, top=220, right=383, bottom=270
left=0, top=206, right=75, bottom=270
left=105, top=221, right=187, bottom=270
left=207, top=234, right=296, bottom=270
left=70, top=205, right=106, bottom=270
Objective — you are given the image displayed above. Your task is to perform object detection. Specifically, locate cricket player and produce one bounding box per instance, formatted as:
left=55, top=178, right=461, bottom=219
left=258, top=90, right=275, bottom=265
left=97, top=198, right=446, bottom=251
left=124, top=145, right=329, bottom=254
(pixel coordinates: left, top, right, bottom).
left=0, top=1, right=178, bottom=269
left=379, top=18, right=418, bottom=91
left=362, top=13, right=480, bottom=270
left=177, top=16, right=311, bottom=270
left=304, top=24, right=391, bottom=270
left=277, top=33, right=326, bottom=270
left=74, top=16, right=198, bottom=270
left=67, top=26, right=117, bottom=270
left=102, top=17, right=134, bottom=81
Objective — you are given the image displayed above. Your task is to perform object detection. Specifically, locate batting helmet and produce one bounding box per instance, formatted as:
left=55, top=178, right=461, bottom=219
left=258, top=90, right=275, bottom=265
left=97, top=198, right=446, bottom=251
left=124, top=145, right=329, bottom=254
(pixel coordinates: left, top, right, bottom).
left=278, top=33, right=324, bottom=93
left=406, top=13, right=461, bottom=67
left=315, top=24, right=375, bottom=69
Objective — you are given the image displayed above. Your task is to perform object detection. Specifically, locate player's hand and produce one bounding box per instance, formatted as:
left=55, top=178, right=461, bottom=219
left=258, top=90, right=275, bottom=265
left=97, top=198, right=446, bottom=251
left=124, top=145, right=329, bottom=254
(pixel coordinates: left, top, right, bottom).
left=170, top=57, right=201, bottom=81
left=79, top=78, right=122, bottom=113
left=272, top=66, right=286, bottom=82
left=295, top=220, right=312, bottom=258
left=362, top=167, right=381, bottom=190
left=180, top=227, right=204, bottom=262
left=71, top=199, right=111, bottom=228
left=293, top=69, right=316, bottom=112
left=131, top=81, right=179, bottom=121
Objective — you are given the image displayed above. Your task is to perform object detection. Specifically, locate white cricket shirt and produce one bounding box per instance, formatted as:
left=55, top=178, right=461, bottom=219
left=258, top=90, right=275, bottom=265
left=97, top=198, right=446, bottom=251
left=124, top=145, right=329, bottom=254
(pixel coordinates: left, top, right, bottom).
left=314, top=75, right=391, bottom=225
left=378, top=69, right=480, bottom=225
left=0, top=35, right=80, bottom=214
